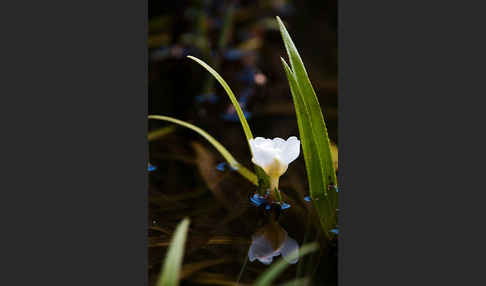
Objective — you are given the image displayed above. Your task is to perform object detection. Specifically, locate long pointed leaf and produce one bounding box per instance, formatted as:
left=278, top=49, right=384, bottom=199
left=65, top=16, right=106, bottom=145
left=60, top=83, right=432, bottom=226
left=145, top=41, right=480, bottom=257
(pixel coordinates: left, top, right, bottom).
left=156, top=218, right=190, bottom=286
left=276, top=16, right=337, bottom=190
left=187, top=55, right=253, bottom=142
left=148, top=115, right=257, bottom=185
left=281, top=60, right=333, bottom=231
left=277, top=17, right=338, bottom=236
left=186, top=56, right=270, bottom=193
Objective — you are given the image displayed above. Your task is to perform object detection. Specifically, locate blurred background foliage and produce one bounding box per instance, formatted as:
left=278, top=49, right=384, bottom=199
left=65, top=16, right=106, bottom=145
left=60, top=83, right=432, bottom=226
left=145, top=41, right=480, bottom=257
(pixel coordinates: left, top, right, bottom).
left=148, top=0, right=337, bottom=285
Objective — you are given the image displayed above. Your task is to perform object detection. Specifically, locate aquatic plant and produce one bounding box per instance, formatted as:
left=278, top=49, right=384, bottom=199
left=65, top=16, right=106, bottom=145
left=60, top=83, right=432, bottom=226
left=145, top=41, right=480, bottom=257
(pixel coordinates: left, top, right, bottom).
left=150, top=16, right=338, bottom=236
left=249, top=137, right=301, bottom=201
left=277, top=16, right=338, bottom=238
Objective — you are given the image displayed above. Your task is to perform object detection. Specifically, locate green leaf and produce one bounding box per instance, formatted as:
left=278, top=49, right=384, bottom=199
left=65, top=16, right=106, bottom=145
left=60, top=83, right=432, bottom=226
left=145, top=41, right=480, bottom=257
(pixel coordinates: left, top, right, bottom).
left=148, top=126, right=176, bottom=142
left=281, top=61, right=333, bottom=231
left=148, top=115, right=258, bottom=185
left=156, top=218, right=190, bottom=286
left=186, top=55, right=270, bottom=194
left=254, top=243, right=319, bottom=286
left=277, top=16, right=338, bottom=237
left=187, top=55, right=254, bottom=142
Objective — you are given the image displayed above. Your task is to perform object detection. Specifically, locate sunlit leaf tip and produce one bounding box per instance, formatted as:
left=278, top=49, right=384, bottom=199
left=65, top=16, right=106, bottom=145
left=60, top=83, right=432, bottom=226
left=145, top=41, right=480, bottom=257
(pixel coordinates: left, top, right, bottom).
left=156, top=218, right=190, bottom=286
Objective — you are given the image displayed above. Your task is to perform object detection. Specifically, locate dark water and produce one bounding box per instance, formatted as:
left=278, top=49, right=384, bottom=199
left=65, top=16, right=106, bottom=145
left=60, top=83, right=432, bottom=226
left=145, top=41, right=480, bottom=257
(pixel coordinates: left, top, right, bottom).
left=148, top=1, right=337, bottom=285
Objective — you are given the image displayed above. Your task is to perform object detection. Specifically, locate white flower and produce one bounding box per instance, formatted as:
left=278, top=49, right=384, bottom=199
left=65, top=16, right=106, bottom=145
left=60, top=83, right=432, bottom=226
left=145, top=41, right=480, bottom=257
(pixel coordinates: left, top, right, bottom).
left=249, top=137, right=300, bottom=195
left=248, top=222, right=300, bottom=265
left=249, top=137, right=300, bottom=178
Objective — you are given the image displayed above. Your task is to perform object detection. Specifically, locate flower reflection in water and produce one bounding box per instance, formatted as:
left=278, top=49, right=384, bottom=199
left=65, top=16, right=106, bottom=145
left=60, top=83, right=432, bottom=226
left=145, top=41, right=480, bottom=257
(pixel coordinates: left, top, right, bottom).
left=248, top=221, right=299, bottom=265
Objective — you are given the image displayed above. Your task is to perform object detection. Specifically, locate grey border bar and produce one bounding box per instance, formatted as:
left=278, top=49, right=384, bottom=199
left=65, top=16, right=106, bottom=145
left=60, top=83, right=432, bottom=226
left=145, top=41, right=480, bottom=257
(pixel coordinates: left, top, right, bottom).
left=341, top=1, right=486, bottom=285
left=1, top=0, right=147, bottom=285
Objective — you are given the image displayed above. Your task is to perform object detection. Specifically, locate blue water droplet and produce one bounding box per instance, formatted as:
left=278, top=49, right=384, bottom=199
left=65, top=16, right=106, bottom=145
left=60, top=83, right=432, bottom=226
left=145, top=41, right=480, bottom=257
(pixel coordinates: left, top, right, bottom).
left=148, top=164, right=157, bottom=172
left=216, top=162, right=227, bottom=171
left=250, top=194, right=267, bottom=207
left=280, top=203, right=291, bottom=210
left=304, top=196, right=312, bottom=202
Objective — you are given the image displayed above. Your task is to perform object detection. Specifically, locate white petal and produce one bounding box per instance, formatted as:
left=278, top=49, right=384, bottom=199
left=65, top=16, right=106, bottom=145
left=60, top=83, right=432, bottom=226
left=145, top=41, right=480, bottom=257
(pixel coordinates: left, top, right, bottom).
left=271, top=137, right=287, bottom=151
left=280, top=137, right=300, bottom=165
left=250, top=139, right=277, bottom=169
left=252, top=137, right=273, bottom=148
left=280, top=235, right=300, bottom=264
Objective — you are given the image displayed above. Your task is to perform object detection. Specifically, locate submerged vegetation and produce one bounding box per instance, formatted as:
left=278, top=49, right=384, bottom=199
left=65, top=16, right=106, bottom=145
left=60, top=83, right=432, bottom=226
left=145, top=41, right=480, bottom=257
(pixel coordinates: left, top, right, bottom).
left=149, top=15, right=338, bottom=285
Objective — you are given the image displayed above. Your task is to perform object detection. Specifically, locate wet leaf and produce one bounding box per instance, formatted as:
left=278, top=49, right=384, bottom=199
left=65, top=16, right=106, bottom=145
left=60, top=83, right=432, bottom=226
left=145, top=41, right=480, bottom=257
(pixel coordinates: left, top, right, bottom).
left=330, top=142, right=338, bottom=171
left=277, top=16, right=338, bottom=237
left=148, top=115, right=257, bottom=185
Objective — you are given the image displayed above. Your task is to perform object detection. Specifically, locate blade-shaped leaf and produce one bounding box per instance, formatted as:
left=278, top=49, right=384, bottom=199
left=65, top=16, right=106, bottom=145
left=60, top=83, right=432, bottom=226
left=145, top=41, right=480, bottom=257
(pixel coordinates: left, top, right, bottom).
left=281, top=60, right=333, bottom=231
left=148, top=115, right=257, bottom=185
left=187, top=55, right=253, bottom=142
left=186, top=55, right=270, bottom=193
left=276, top=16, right=337, bottom=190
left=156, top=218, right=190, bottom=286
left=277, top=16, right=338, bottom=236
